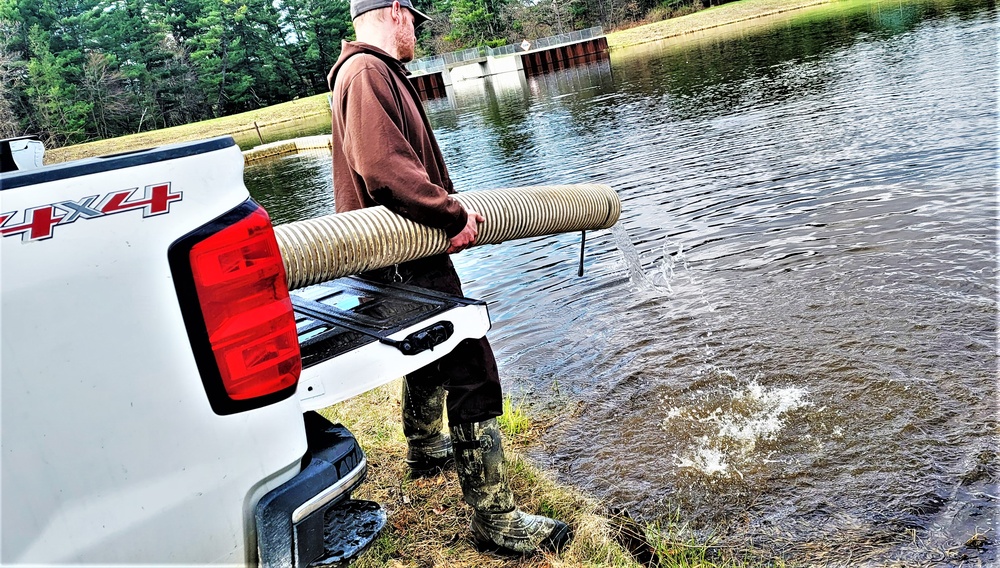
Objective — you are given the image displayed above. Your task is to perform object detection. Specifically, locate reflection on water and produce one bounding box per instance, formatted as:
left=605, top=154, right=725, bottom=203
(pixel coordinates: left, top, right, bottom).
left=232, top=114, right=332, bottom=150
left=246, top=152, right=334, bottom=225
left=245, top=0, right=998, bottom=563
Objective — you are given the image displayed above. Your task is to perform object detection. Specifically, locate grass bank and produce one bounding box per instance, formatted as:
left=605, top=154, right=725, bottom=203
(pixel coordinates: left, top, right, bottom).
left=320, top=379, right=784, bottom=567
left=45, top=0, right=832, bottom=165
left=44, top=94, right=332, bottom=164
left=604, top=0, right=832, bottom=49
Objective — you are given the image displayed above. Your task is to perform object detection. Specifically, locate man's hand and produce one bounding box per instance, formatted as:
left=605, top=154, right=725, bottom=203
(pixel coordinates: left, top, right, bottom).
left=447, top=208, right=485, bottom=254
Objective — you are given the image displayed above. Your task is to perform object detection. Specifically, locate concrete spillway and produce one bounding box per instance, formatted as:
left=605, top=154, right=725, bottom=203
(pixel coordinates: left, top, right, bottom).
left=410, top=36, right=610, bottom=99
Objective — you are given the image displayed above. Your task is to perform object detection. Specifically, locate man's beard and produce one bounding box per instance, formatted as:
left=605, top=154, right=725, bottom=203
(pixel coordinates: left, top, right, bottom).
left=396, top=27, right=415, bottom=62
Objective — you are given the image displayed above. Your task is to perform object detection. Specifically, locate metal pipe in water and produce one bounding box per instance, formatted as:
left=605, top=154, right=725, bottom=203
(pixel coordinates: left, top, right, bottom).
left=274, top=184, right=621, bottom=290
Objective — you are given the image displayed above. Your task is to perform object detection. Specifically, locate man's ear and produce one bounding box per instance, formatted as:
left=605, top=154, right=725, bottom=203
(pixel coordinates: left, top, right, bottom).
left=391, top=0, right=403, bottom=22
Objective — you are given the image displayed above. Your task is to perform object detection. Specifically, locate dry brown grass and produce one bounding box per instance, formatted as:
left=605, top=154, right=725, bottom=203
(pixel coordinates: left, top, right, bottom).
left=318, top=379, right=645, bottom=568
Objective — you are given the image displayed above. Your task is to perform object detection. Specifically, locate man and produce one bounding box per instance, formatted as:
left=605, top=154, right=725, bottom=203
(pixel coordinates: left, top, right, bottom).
left=326, top=0, right=572, bottom=556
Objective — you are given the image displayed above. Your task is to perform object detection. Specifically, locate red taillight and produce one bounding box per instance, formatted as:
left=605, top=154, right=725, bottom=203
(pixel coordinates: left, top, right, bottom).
left=188, top=206, right=301, bottom=401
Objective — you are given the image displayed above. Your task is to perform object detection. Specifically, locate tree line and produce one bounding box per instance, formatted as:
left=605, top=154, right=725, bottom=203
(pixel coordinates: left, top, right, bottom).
left=0, top=0, right=731, bottom=147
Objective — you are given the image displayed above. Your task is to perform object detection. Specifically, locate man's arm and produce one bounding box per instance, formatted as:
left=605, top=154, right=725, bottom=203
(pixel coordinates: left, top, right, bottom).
left=340, top=61, right=469, bottom=239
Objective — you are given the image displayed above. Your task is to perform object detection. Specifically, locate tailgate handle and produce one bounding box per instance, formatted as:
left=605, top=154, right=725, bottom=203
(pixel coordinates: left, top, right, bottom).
left=380, top=321, right=454, bottom=355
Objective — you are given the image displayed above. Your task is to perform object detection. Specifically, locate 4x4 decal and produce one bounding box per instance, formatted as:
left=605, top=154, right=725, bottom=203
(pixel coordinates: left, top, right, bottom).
left=1, top=182, right=182, bottom=242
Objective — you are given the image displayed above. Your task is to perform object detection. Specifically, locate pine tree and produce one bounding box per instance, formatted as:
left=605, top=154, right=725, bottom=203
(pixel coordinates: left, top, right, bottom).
left=25, top=25, right=91, bottom=144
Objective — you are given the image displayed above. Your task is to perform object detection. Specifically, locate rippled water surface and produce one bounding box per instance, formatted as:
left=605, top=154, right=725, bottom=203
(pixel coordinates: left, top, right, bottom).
left=245, top=0, right=998, bottom=563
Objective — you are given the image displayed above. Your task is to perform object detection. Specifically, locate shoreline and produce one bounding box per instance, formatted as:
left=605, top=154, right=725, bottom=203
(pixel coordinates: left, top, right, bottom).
left=318, top=380, right=781, bottom=567
left=36, top=3, right=842, bottom=565
left=45, top=0, right=832, bottom=165
left=605, top=0, right=832, bottom=50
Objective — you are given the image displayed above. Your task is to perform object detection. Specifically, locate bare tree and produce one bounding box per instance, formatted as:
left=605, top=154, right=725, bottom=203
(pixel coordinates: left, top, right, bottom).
left=82, top=51, right=133, bottom=139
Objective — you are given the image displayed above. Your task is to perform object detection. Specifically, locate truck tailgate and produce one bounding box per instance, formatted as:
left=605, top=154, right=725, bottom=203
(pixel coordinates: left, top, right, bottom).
left=292, top=277, right=491, bottom=410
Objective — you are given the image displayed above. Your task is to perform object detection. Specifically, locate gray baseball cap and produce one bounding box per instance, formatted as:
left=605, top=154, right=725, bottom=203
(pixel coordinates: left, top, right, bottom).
left=351, top=0, right=431, bottom=25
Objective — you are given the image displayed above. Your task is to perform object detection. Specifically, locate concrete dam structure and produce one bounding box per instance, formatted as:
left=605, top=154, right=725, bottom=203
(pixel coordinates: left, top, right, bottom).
left=407, top=29, right=609, bottom=99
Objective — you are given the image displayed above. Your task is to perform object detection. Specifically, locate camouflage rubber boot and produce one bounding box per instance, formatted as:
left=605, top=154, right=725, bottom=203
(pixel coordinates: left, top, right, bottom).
left=402, top=377, right=454, bottom=478
left=451, top=418, right=572, bottom=555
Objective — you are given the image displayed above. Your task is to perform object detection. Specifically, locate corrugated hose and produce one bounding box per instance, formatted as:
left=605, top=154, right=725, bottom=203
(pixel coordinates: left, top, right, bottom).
left=274, top=184, right=621, bottom=290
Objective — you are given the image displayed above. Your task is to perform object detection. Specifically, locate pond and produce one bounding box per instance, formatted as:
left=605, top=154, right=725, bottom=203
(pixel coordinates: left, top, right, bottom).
left=244, top=0, right=998, bottom=563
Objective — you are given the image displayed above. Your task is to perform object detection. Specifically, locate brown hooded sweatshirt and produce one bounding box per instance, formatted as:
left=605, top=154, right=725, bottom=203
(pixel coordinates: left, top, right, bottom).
left=328, top=43, right=503, bottom=425
left=327, top=41, right=468, bottom=238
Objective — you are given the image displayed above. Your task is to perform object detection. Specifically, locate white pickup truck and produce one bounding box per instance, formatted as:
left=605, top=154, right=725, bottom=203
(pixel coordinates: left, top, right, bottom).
left=0, top=136, right=493, bottom=565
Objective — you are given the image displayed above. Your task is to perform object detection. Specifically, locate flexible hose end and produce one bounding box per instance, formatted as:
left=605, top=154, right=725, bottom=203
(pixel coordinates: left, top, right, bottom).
left=276, top=184, right=620, bottom=290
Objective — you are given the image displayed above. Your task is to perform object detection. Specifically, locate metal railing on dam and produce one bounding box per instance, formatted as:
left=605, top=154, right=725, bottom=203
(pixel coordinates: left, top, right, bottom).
left=406, top=27, right=604, bottom=76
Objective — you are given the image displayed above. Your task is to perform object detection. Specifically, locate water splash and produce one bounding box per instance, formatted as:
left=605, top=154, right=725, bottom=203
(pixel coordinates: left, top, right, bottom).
left=663, top=379, right=813, bottom=478
left=656, top=239, right=719, bottom=316
left=658, top=242, right=680, bottom=295
left=610, top=223, right=663, bottom=291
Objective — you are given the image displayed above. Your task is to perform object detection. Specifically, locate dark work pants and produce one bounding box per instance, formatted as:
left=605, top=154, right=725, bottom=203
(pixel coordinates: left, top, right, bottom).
left=362, top=255, right=503, bottom=425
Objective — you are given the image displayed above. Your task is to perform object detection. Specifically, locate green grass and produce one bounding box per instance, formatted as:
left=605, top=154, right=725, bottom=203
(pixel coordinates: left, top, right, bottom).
left=498, top=396, right=532, bottom=437
left=647, top=514, right=721, bottom=568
